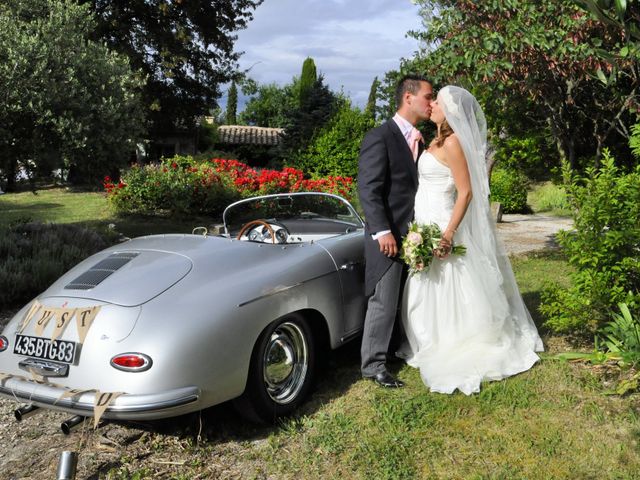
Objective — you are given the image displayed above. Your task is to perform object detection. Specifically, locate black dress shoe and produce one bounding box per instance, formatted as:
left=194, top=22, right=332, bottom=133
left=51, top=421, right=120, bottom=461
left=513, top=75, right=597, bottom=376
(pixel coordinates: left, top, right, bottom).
left=366, top=370, right=405, bottom=388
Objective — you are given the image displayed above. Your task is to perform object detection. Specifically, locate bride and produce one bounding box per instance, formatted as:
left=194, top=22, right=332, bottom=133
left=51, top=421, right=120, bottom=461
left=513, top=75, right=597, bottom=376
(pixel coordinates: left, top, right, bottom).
left=400, top=86, right=544, bottom=395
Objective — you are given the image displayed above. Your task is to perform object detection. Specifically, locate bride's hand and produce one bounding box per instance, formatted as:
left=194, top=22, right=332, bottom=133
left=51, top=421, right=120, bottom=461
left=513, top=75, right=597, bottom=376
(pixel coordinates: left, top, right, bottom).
left=434, top=245, right=450, bottom=259
left=435, top=231, right=453, bottom=259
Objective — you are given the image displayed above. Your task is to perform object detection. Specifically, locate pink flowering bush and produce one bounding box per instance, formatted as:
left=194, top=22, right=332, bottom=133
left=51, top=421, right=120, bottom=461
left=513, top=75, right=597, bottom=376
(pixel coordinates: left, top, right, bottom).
left=105, top=156, right=355, bottom=217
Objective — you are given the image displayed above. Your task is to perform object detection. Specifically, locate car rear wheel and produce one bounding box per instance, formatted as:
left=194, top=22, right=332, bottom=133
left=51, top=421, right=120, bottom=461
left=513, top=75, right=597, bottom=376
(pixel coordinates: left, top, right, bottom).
left=234, top=314, right=315, bottom=423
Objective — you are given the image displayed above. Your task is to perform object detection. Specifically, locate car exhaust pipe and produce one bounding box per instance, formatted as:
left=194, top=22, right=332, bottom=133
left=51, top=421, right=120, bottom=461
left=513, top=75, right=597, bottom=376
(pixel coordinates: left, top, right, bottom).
left=61, top=415, right=86, bottom=435
left=14, top=404, right=41, bottom=421
left=56, top=450, right=78, bottom=480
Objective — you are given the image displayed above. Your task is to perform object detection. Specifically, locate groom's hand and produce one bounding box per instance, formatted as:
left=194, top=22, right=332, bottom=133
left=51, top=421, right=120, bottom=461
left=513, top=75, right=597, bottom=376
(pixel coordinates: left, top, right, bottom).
left=378, top=233, right=397, bottom=257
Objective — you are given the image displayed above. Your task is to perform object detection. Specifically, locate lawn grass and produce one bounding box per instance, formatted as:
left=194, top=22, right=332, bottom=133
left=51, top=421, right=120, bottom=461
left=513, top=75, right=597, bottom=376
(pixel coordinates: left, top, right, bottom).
left=256, top=358, right=640, bottom=479
left=528, top=181, right=572, bottom=217
left=0, top=188, right=218, bottom=238
left=0, top=187, right=110, bottom=225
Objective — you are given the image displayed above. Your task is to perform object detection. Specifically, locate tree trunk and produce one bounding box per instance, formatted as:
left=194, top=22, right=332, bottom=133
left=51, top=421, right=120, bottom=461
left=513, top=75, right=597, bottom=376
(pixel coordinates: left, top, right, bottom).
left=4, top=158, right=17, bottom=192
left=486, top=142, right=497, bottom=178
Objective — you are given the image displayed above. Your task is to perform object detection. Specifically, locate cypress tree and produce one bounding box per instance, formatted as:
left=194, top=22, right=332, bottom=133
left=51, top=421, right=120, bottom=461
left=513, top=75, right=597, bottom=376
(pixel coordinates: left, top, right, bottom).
left=226, top=81, right=238, bottom=124
left=299, top=57, right=317, bottom=106
left=365, top=76, right=379, bottom=121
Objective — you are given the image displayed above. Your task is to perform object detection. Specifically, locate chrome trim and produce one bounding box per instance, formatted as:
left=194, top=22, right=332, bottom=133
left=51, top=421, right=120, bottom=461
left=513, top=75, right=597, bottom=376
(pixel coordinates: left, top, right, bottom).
left=19, top=358, right=69, bottom=377
left=110, top=352, right=153, bottom=372
left=339, top=261, right=362, bottom=271
left=263, top=321, right=308, bottom=405
left=0, top=378, right=200, bottom=419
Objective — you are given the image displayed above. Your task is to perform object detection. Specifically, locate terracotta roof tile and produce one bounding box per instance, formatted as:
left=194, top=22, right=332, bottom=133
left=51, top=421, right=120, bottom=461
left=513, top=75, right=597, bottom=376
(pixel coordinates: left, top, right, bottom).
left=217, top=125, right=284, bottom=146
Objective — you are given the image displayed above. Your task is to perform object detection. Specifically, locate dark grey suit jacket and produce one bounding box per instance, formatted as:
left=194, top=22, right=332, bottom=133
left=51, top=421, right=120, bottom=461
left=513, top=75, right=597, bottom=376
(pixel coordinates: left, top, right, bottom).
left=357, top=119, right=420, bottom=296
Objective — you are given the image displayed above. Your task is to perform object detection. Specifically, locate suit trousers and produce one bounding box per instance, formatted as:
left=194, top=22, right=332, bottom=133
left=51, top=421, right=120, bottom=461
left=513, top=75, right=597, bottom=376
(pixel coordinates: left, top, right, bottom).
left=361, top=260, right=404, bottom=377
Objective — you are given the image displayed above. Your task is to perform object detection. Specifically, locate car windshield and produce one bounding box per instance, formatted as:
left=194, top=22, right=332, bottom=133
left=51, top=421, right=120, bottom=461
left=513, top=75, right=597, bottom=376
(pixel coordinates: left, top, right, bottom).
left=223, top=192, right=363, bottom=237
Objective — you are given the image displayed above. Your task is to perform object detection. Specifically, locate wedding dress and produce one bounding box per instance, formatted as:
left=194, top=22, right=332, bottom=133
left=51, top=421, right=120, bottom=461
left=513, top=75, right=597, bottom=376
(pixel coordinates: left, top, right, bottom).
left=400, top=87, right=543, bottom=395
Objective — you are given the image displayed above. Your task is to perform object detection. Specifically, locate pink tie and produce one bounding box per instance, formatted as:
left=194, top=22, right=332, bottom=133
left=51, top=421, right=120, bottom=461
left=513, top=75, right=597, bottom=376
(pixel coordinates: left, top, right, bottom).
left=410, top=128, right=423, bottom=161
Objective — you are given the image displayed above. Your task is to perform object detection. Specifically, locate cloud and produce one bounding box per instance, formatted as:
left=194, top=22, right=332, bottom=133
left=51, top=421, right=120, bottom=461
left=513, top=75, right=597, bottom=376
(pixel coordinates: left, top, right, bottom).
left=231, top=0, right=422, bottom=109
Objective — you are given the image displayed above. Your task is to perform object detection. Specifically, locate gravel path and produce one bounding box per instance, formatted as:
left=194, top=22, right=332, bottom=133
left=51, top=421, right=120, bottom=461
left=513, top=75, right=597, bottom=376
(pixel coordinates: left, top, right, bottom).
left=497, top=213, right=573, bottom=255
left=0, top=214, right=573, bottom=478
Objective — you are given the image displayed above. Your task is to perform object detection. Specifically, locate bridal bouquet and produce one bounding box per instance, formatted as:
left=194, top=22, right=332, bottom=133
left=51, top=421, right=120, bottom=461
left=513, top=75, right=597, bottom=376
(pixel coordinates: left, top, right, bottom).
left=401, top=221, right=466, bottom=275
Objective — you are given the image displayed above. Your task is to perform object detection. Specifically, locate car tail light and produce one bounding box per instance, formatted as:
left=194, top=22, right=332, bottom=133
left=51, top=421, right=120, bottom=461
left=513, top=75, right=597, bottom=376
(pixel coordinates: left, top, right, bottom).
left=110, top=353, right=152, bottom=372
left=0, top=336, right=8, bottom=352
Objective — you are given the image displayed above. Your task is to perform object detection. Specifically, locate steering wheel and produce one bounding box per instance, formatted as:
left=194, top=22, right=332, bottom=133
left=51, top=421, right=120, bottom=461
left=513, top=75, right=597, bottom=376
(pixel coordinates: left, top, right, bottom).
left=237, top=220, right=277, bottom=244
left=237, top=220, right=291, bottom=244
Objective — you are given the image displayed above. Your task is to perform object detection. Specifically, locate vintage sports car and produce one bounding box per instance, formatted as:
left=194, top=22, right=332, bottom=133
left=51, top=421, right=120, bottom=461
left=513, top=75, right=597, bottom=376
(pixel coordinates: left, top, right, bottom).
left=0, top=192, right=366, bottom=426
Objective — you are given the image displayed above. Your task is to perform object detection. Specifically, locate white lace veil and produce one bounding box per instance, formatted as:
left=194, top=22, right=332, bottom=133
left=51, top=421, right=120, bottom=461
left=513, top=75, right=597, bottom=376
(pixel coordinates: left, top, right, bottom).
left=438, top=86, right=543, bottom=351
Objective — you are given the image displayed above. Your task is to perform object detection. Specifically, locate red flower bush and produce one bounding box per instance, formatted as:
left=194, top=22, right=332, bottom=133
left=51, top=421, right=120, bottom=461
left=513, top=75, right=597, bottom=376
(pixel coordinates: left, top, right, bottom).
left=105, top=156, right=355, bottom=217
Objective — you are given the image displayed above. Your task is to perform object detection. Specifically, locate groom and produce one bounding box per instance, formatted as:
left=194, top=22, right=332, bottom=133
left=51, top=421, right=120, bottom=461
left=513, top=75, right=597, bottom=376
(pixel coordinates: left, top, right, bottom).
left=357, top=74, right=433, bottom=388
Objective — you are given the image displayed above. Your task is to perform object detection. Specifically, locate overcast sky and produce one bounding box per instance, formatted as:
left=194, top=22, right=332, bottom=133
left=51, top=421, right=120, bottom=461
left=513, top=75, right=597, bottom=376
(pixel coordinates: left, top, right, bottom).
left=227, top=0, right=424, bottom=111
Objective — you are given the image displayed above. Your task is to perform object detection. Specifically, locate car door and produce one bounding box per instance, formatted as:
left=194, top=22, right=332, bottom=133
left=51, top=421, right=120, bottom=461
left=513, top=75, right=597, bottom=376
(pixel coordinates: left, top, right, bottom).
left=319, top=230, right=366, bottom=339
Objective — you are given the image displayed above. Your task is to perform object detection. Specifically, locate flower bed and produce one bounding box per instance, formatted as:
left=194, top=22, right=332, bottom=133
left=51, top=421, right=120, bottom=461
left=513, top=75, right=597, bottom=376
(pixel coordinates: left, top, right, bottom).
left=104, top=156, right=355, bottom=217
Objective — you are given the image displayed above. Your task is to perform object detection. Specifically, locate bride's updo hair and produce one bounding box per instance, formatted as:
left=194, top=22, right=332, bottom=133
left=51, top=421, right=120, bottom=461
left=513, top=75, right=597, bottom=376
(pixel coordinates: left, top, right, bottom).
left=434, top=119, right=454, bottom=148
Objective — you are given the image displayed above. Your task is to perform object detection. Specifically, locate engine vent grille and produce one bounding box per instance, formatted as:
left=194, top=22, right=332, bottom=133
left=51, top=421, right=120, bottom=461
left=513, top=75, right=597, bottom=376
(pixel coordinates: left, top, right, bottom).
left=65, top=252, right=139, bottom=290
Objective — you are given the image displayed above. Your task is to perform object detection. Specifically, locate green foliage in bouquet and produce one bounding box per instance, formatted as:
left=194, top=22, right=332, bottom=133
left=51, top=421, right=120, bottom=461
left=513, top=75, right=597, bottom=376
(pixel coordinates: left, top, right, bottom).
left=541, top=151, right=640, bottom=334
left=401, top=221, right=466, bottom=276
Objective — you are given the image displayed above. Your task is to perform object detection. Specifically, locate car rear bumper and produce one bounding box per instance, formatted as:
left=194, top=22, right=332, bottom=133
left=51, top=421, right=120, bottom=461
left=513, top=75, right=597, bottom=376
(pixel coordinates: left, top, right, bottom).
left=0, top=376, right=200, bottom=420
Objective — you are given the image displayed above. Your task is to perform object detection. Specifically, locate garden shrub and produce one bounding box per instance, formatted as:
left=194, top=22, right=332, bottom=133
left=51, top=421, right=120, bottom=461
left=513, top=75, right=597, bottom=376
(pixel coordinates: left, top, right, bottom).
left=489, top=167, right=529, bottom=213
left=105, top=156, right=355, bottom=218
left=0, top=222, right=110, bottom=308
left=540, top=151, right=640, bottom=334
left=295, top=101, right=373, bottom=179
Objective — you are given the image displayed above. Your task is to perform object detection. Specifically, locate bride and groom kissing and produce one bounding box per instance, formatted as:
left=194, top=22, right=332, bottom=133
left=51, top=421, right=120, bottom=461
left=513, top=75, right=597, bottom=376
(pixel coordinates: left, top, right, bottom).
left=357, top=75, right=543, bottom=394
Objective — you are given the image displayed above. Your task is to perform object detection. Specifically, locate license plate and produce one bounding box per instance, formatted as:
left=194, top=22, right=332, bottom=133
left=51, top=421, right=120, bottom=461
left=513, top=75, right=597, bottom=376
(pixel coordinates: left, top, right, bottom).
left=13, top=334, right=78, bottom=364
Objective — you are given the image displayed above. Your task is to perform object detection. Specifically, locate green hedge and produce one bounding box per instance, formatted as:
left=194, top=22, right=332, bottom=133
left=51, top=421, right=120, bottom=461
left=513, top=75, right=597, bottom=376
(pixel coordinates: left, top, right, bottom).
left=489, top=168, right=529, bottom=213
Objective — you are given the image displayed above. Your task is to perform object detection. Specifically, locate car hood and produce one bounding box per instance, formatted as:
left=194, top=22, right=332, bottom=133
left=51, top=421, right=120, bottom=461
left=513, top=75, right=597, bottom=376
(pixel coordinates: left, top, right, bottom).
left=40, top=234, right=329, bottom=307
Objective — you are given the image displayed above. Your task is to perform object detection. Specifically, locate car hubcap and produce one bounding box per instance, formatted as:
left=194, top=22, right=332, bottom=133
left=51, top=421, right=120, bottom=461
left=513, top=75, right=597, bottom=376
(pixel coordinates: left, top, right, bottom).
left=263, top=321, right=308, bottom=404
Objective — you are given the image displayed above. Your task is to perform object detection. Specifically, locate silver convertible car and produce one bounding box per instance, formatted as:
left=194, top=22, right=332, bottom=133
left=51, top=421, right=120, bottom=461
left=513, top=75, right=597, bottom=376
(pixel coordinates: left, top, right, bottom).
left=0, top=192, right=366, bottom=426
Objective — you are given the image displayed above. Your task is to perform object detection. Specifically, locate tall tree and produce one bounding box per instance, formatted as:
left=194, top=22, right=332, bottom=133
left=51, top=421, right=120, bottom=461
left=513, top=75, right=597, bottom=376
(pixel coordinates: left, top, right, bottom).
left=406, top=0, right=639, bottom=168
left=299, top=57, right=318, bottom=106
left=239, top=82, right=299, bottom=127
left=82, top=0, right=263, bottom=138
left=0, top=0, right=145, bottom=189
left=226, top=82, right=238, bottom=125
left=281, top=74, right=338, bottom=159
left=365, top=76, right=380, bottom=121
